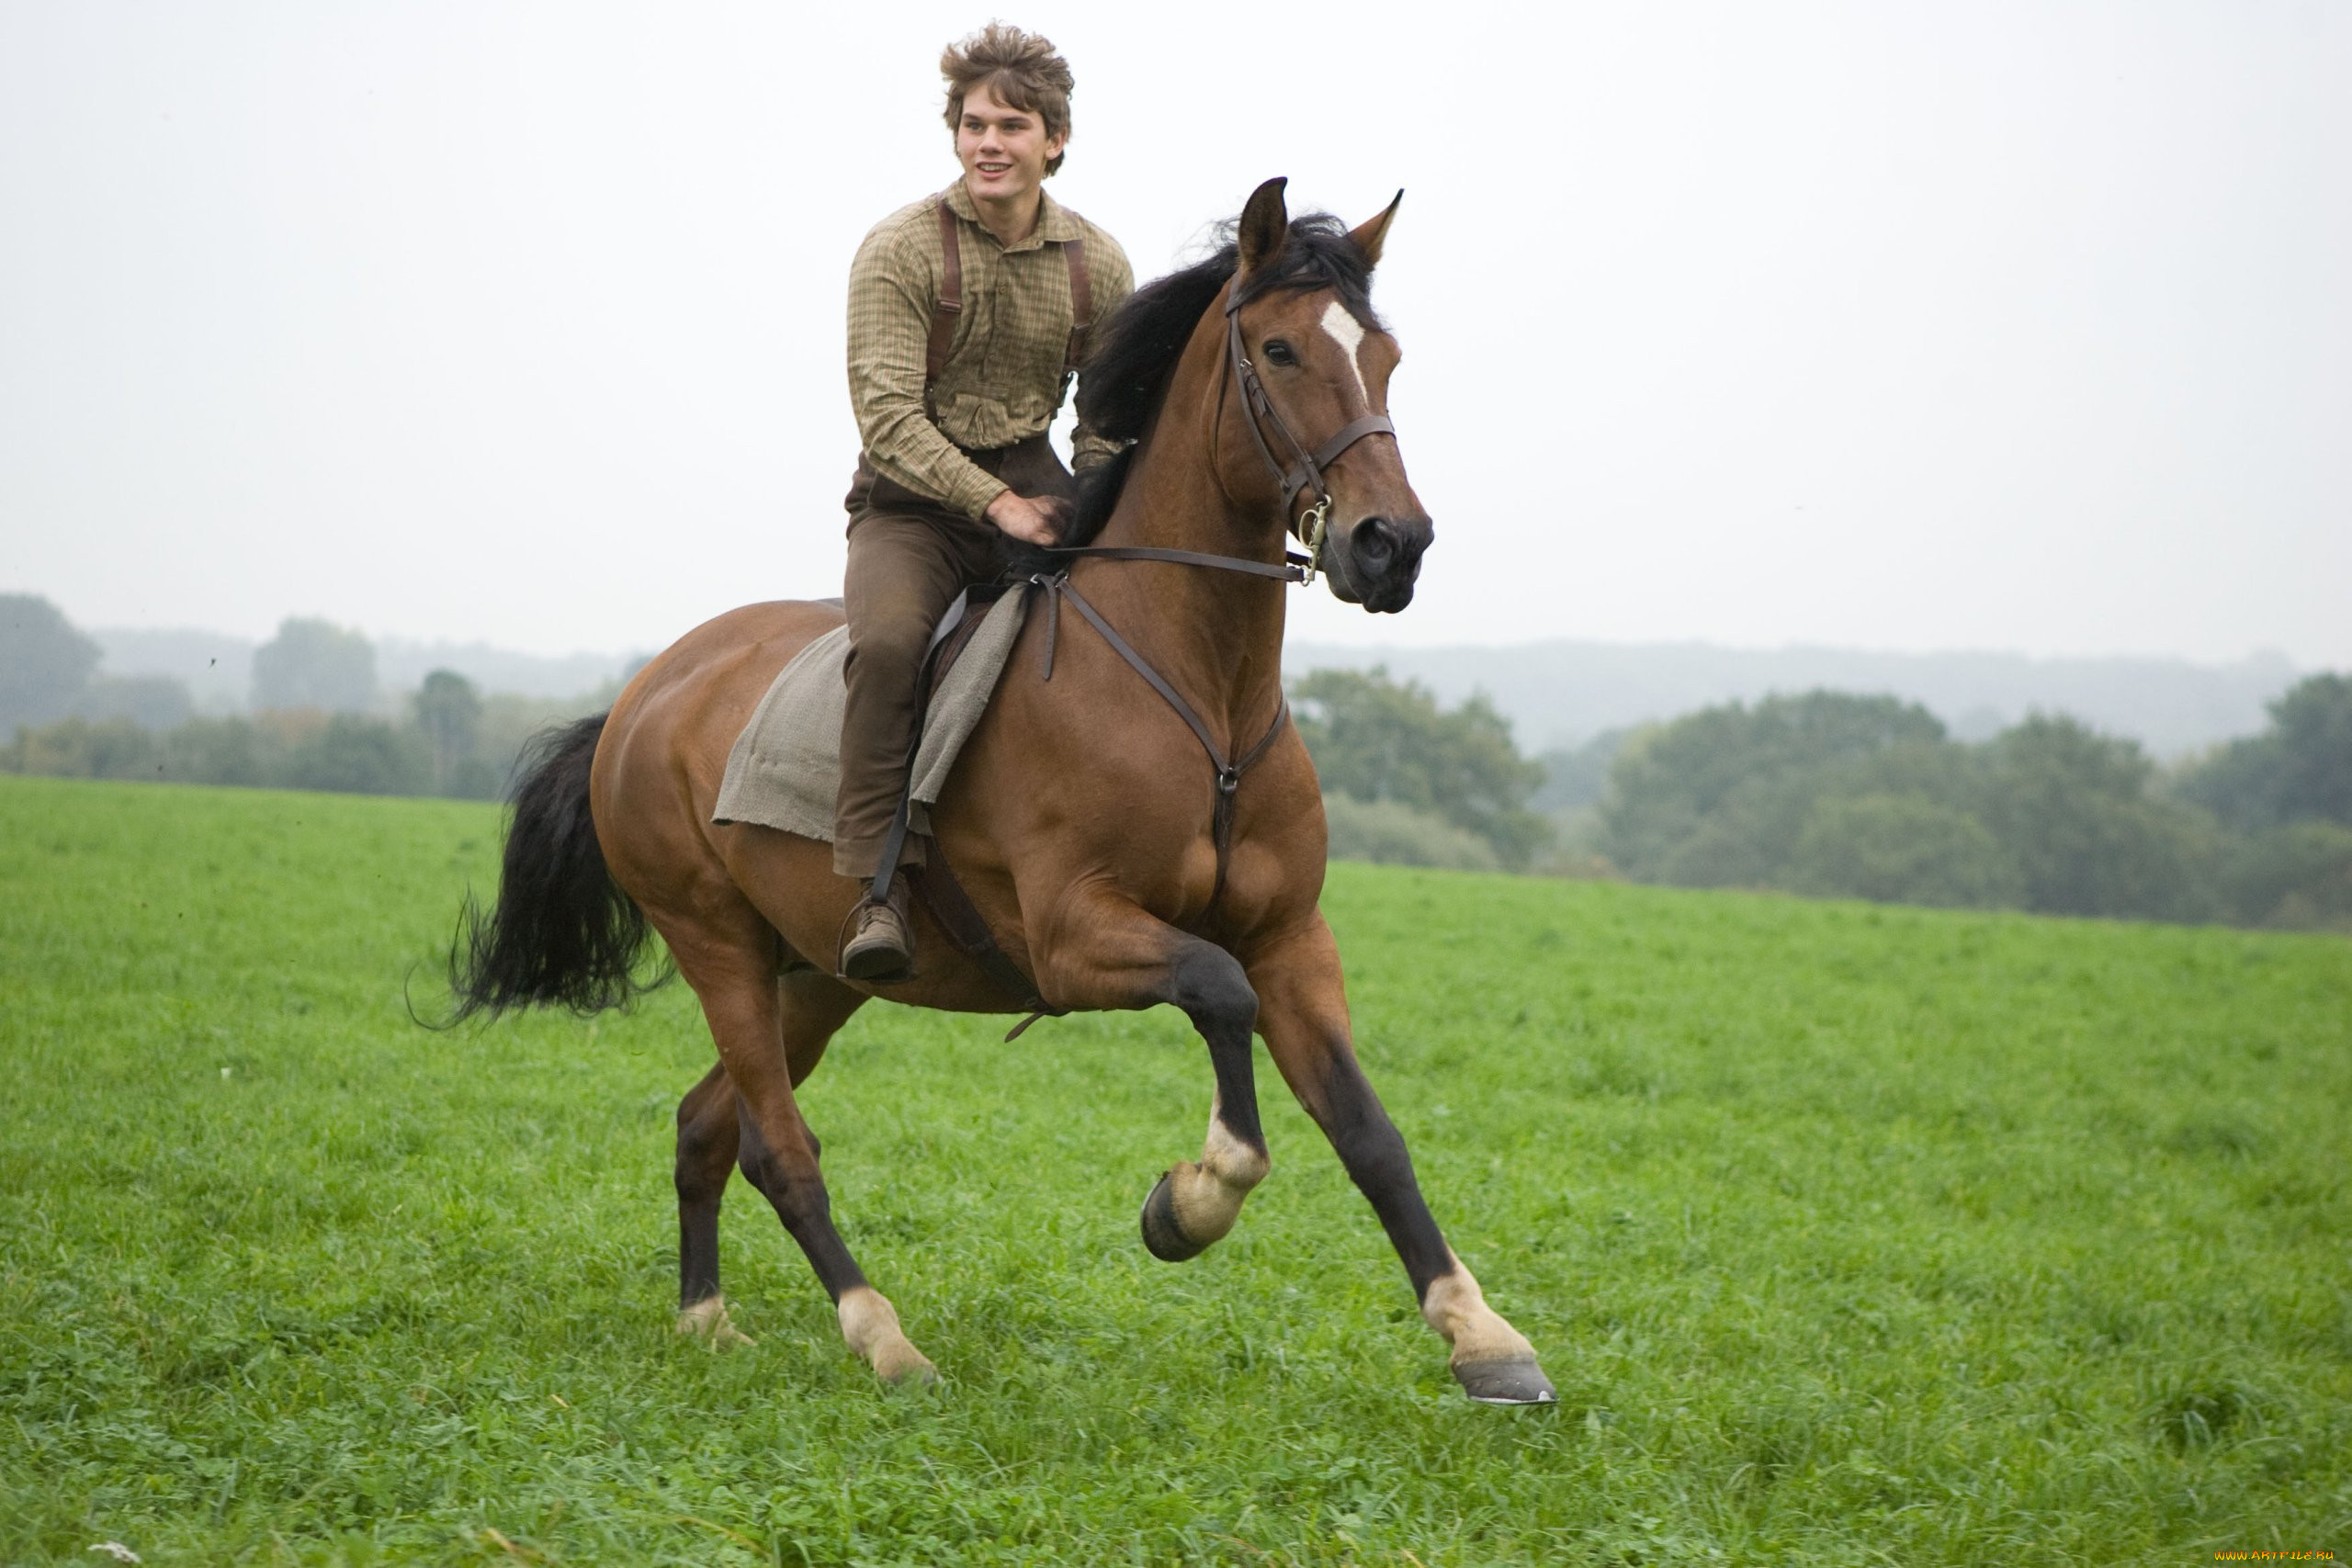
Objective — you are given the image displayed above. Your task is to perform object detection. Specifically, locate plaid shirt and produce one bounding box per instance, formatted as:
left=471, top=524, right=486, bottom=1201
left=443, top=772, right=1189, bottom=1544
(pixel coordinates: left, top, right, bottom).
left=847, top=180, right=1134, bottom=520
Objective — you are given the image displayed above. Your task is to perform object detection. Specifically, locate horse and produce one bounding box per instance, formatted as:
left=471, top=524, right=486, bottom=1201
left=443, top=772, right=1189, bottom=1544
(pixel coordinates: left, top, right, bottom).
left=446, top=178, right=1556, bottom=1404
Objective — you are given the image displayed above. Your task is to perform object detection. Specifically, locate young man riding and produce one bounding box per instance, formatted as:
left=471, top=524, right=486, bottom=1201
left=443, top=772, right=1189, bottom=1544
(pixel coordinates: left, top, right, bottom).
left=835, top=25, right=1133, bottom=980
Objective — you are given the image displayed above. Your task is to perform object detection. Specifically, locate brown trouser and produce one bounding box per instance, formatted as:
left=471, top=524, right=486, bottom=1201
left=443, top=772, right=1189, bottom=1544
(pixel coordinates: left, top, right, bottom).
left=832, top=435, right=1074, bottom=879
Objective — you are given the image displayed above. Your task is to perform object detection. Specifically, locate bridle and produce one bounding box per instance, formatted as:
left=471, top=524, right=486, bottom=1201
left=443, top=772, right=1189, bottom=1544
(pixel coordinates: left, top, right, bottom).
left=1001, top=277, right=1396, bottom=911
left=1045, top=276, right=1398, bottom=587
left=1218, top=282, right=1396, bottom=585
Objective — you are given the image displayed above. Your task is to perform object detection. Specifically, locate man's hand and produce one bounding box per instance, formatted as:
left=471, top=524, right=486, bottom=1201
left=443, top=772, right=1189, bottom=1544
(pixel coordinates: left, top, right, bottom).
left=986, top=490, right=1069, bottom=547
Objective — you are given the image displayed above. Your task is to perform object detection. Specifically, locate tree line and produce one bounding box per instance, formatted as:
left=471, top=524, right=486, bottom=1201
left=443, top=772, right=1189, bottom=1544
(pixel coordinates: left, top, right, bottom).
left=2, top=594, right=599, bottom=800
left=1589, top=683, right=2350, bottom=930
left=1292, top=666, right=2350, bottom=932
left=10, top=592, right=2346, bottom=931
left=0, top=672, right=588, bottom=801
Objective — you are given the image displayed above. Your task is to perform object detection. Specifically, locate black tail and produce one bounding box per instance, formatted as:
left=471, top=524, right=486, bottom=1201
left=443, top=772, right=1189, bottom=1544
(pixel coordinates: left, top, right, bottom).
left=440, top=713, right=667, bottom=1023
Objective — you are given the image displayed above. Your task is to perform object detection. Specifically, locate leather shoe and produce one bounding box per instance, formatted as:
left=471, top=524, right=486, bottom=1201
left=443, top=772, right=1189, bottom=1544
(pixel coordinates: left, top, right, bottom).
left=841, top=877, right=913, bottom=982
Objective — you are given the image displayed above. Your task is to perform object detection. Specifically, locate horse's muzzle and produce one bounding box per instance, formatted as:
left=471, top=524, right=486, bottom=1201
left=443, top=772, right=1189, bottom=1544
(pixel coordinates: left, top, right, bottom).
left=1332, top=514, right=1431, bottom=614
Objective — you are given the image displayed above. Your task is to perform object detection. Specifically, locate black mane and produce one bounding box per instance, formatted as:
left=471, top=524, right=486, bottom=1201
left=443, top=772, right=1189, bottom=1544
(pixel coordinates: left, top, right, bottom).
left=1060, top=213, right=1379, bottom=547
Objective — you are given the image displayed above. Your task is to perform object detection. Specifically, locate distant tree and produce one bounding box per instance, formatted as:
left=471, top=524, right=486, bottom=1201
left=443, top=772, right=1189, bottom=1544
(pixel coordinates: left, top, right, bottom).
left=1790, top=793, right=2023, bottom=909
left=1321, top=793, right=1502, bottom=872
left=1600, top=692, right=1952, bottom=884
left=2177, top=673, right=2352, bottom=833
left=472, top=693, right=600, bottom=800
left=2219, top=820, right=2352, bottom=931
left=1292, top=667, right=1550, bottom=869
left=0, top=717, right=161, bottom=780
left=413, top=669, right=485, bottom=795
left=281, top=714, right=430, bottom=795
left=1649, top=805, right=1782, bottom=889
left=162, top=717, right=274, bottom=788
left=74, top=674, right=195, bottom=730
left=2260, top=674, right=2352, bottom=827
left=251, top=617, right=377, bottom=714
left=1531, top=730, right=1626, bottom=812
left=1, top=593, right=102, bottom=733
left=1975, top=715, right=2217, bottom=920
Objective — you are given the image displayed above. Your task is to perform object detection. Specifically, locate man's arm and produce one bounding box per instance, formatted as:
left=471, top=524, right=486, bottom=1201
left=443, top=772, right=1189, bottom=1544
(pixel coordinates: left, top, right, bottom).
left=1070, top=237, right=1137, bottom=474
left=845, top=222, right=1009, bottom=521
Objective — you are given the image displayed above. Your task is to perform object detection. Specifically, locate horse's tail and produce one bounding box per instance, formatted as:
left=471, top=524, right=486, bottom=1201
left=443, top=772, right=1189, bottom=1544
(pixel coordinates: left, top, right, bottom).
left=440, top=713, right=666, bottom=1023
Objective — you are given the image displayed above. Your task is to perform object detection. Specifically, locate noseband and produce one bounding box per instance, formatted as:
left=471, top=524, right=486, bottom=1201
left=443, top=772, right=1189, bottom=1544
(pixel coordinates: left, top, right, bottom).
left=1221, top=284, right=1396, bottom=583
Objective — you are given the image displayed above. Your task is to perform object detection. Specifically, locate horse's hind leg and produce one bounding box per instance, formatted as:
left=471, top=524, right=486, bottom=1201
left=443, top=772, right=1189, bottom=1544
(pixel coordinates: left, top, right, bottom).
left=674, top=1063, right=752, bottom=1346
left=675, top=966, right=866, bottom=1348
left=666, top=923, right=933, bottom=1384
left=677, top=964, right=879, bottom=1354
left=1249, top=917, right=1556, bottom=1405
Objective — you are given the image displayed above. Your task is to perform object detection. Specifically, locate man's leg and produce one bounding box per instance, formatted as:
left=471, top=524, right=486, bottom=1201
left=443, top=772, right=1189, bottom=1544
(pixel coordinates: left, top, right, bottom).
left=834, top=507, right=998, bottom=974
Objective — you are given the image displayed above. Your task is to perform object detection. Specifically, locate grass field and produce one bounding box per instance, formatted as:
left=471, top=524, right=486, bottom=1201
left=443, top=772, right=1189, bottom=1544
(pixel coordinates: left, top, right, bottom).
left=3, top=773, right=2347, bottom=1565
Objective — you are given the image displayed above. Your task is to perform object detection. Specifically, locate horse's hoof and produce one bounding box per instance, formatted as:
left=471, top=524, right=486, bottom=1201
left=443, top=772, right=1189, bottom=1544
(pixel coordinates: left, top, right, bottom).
left=1139, top=1170, right=1206, bottom=1262
left=1453, top=1356, right=1557, bottom=1405
left=876, top=1349, right=940, bottom=1390
left=675, top=1295, right=755, bottom=1349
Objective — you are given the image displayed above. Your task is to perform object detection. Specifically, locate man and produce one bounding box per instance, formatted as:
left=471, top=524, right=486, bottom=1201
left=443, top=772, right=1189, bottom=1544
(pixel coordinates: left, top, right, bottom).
left=835, top=24, right=1134, bottom=980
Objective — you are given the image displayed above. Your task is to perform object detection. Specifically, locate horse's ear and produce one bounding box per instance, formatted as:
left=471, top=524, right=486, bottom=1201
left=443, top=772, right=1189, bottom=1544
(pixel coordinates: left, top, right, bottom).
left=1350, top=190, right=1404, bottom=268
left=1237, top=177, right=1290, bottom=279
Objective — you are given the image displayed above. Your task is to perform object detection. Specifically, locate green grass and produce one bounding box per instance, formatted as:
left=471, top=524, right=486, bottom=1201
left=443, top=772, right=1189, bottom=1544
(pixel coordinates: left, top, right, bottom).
left=3, top=773, right=2347, bottom=1565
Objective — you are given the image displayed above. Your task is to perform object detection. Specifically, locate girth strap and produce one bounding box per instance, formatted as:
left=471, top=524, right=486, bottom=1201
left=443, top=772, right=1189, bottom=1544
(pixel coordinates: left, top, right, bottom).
left=1027, top=571, right=1290, bottom=913
left=908, top=856, right=1063, bottom=1039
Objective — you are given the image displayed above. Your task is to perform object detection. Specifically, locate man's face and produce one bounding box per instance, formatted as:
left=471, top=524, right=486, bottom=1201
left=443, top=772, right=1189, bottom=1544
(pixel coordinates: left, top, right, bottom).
left=956, top=81, right=1065, bottom=205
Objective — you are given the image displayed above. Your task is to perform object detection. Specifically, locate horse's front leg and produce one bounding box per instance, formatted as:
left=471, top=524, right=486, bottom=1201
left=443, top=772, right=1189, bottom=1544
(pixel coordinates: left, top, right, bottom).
left=1249, top=917, right=1556, bottom=1404
left=1032, top=887, right=1270, bottom=1261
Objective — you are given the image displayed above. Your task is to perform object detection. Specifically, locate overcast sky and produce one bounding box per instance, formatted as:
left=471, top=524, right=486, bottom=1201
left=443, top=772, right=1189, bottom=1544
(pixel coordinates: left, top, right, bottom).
left=4, top=1, right=2346, bottom=667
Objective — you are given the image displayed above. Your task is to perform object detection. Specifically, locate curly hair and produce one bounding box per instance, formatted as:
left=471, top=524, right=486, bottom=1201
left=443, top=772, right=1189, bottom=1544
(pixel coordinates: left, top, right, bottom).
left=940, top=23, right=1074, bottom=176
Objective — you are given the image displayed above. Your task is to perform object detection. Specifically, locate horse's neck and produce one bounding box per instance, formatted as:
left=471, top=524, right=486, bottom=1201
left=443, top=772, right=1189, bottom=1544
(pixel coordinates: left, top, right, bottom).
left=1084, top=382, right=1290, bottom=733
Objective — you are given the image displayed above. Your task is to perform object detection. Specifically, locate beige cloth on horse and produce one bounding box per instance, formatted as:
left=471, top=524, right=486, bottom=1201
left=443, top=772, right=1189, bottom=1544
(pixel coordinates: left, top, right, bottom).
left=712, top=589, right=1030, bottom=840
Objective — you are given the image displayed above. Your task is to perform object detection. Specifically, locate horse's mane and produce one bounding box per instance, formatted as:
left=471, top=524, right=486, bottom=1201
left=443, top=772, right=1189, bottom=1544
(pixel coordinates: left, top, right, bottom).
left=1060, top=213, right=1380, bottom=547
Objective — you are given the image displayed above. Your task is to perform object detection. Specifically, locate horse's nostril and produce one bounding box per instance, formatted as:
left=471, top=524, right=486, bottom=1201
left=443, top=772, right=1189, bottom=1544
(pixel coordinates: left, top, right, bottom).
left=1352, top=517, right=1397, bottom=570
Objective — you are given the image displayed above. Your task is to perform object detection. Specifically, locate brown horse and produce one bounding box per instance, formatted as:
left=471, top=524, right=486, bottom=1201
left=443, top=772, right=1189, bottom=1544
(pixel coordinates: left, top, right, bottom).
left=447, top=178, right=1555, bottom=1404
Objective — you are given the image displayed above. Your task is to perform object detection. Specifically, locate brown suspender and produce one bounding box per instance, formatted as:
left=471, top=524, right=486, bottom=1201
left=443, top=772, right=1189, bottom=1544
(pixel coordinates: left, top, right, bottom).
left=922, top=197, right=965, bottom=399
left=1061, top=232, right=1090, bottom=375
left=922, top=191, right=1091, bottom=412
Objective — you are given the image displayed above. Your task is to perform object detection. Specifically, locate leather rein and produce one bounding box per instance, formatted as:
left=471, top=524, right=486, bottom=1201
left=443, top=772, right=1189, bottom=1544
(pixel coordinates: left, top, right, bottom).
left=1026, top=276, right=1398, bottom=916
left=886, top=274, right=1397, bottom=1036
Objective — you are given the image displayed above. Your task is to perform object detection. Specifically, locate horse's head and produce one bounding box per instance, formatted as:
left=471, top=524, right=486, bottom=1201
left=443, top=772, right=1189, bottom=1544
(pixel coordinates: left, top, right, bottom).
left=1224, top=177, right=1429, bottom=613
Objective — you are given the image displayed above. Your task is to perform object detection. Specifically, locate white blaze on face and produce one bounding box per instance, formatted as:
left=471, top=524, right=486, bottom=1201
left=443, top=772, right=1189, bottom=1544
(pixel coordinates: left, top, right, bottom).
left=1319, top=299, right=1370, bottom=404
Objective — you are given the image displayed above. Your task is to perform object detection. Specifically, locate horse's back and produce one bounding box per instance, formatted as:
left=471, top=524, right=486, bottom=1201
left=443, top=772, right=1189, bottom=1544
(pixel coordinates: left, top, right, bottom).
left=599, top=599, right=846, bottom=823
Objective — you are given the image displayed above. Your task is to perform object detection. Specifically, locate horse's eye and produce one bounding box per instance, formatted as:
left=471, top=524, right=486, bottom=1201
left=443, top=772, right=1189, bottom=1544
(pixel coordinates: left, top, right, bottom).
left=1263, top=339, right=1296, bottom=367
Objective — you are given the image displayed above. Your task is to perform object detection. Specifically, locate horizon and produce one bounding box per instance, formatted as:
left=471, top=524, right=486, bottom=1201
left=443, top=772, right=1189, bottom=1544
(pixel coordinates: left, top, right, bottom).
left=78, top=608, right=2317, bottom=677
left=53, top=596, right=2312, bottom=760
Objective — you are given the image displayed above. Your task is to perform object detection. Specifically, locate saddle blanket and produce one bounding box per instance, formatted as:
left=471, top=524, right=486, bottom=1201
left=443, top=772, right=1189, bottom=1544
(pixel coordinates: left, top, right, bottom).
left=712, top=588, right=1030, bottom=840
